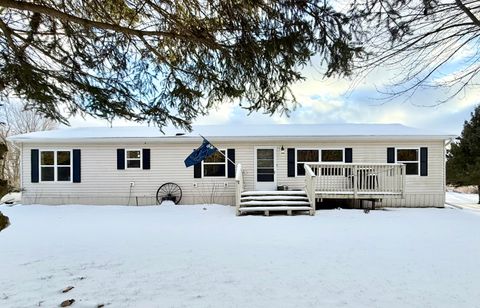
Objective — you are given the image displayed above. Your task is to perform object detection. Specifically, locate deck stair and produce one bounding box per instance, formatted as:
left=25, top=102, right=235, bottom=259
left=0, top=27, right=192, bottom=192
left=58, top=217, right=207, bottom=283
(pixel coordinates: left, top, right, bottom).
left=238, top=191, right=314, bottom=216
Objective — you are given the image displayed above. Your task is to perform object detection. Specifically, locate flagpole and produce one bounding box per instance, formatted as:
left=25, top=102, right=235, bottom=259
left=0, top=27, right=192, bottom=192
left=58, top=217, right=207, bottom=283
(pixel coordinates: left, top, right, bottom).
left=218, top=149, right=236, bottom=167
left=199, top=134, right=236, bottom=166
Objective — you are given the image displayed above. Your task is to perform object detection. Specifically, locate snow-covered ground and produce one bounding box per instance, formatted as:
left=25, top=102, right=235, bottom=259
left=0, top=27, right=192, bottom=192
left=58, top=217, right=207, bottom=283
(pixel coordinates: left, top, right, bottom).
left=445, top=191, right=480, bottom=210
left=0, top=192, right=22, bottom=205
left=1, top=204, right=480, bottom=308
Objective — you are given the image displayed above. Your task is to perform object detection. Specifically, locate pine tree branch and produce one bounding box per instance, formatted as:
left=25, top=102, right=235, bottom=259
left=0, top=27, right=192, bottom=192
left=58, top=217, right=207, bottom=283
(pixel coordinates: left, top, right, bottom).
left=0, top=0, right=224, bottom=48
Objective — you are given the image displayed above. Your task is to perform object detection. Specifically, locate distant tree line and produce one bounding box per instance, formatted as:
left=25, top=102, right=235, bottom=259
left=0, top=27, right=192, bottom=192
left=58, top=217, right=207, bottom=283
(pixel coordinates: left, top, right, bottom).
left=0, top=101, right=56, bottom=197
left=447, top=105, right=480, bottom=204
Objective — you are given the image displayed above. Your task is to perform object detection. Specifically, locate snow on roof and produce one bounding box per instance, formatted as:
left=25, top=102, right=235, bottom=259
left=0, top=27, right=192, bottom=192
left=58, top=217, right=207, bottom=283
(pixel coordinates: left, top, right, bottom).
left=7, top=123, right=455, bottom=142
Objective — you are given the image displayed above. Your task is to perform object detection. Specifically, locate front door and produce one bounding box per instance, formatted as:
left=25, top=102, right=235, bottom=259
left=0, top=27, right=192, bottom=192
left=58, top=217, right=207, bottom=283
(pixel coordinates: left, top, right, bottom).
left=255, top=147, right=276, bottom=190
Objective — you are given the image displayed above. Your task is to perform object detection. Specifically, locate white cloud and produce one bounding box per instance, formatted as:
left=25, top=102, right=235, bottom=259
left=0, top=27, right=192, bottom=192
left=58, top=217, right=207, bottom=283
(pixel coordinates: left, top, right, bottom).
left=454, top=89, right=480, bottom=109
left=194, top=103, right=235, bottom=125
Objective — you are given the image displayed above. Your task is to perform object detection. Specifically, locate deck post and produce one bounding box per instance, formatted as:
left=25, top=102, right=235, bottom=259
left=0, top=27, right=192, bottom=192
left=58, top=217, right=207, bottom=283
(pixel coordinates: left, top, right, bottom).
left=401, top=164, right=406, bottom=199
left=304, top=164, right=317, bottom=216
left=353, top=165, right=358, bottom=199
left=235, top=164, right=243, bottom=216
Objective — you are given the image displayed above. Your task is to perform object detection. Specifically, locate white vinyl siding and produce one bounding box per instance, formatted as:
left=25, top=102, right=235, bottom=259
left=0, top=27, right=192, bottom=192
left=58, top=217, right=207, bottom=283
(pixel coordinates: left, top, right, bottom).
left=20, top=139, right=445, bottom=207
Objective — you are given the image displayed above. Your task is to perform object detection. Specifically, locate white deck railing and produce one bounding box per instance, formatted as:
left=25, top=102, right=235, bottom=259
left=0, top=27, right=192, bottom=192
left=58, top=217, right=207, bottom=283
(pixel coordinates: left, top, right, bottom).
left=235, top=163, right=244, bottom=215
left=306, top=163, right=406, bottom=198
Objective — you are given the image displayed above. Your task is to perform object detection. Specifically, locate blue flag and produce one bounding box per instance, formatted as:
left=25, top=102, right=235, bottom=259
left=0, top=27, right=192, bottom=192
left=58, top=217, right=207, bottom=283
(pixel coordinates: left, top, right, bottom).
left=184, top=137, right=218, bottom=167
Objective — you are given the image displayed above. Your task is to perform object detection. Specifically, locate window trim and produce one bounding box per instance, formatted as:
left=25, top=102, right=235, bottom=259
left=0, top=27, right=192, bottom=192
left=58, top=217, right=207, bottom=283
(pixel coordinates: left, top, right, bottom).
left=201, top=149, right=227, bottom=178
left=395, top=147, right=420, bottom=176
left=39, top=149, right=73, bottom=183
left=125, top=149, right=143, bottom=170
left=295, top=148, right=345, bottom=177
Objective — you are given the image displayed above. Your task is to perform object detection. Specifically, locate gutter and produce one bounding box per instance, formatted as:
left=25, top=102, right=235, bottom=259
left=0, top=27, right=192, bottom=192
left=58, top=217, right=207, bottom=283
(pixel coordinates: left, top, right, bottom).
left=8, top=134, right=457, bottom=144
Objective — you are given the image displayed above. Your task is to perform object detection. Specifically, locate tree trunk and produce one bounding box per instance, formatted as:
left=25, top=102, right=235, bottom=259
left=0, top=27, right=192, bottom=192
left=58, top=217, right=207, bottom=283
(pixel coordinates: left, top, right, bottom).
left=478, top=185, right=480, bottom=204
left=0, top=211, right=9, bottom=232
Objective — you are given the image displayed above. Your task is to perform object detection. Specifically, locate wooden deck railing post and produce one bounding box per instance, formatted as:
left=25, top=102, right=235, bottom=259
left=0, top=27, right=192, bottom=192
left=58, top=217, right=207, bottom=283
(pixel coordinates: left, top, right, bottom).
left=304, top=164, right=316, bottom=216
left=401, top=164, right=406, bottom=199
left=235, top=163, right=243, bottom=216
left=353, top=165, right=358, bottom=198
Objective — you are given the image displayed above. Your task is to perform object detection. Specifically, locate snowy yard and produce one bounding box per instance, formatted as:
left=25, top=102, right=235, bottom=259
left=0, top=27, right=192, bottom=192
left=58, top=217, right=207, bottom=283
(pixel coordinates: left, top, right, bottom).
left=1, top=204, right=480, bottom=308
left=446, top=191, right=479, bottom=210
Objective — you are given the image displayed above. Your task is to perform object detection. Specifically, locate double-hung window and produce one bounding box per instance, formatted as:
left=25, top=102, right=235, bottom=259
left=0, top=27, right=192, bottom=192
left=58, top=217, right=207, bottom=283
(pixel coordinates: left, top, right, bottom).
left=40, top=150, right=72, bottom=182
left=126, top=150, right=142, bottom=169
left=296, top=149, right=319, bottom=176
left=297, top=149, right=344, bottom=176
left=321, top=149, right=343, bottom=162
left=321, top=149, right=344, bottom=175
left=396, top=149, right=419, bottom=175
left=203, top=150, right=226, bottom=177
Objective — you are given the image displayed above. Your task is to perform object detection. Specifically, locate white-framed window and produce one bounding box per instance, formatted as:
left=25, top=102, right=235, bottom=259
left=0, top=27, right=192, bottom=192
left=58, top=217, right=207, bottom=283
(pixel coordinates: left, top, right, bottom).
left=202, top=150, right=226, bottom=177
left=321, top=149, right=343, bottom=162
left=296, top=149, right=319, bottom=176
left=296, top=148, right=345, bottom=176
left=40, top=150, right=72, bottom=182
left=396, top=148, right=419, bottom=175
left=126, top=149, right=142, bottom=169
left=320, top=149, right=344, bottom=175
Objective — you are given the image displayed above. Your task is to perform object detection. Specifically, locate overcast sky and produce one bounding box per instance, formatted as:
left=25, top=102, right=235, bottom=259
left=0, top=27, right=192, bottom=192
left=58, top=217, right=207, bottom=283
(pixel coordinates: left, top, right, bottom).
left=68, top=54, right=478, bottom=136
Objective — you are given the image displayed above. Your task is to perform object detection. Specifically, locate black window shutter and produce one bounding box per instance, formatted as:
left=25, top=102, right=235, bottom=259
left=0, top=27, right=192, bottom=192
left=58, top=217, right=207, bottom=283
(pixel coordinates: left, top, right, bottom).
left=31, top=149, right=39, bottom=183
left=72, top=149, right=81, bottom=183
left=194, top=163, right=202, bottom=178
left=287, top=148, right=295, bottom=177
left=420, top=147, right=428, bottom=176
left=227, top=149, right=235, bottom=178
left=117, top=149, right=125, bottom=170
left=142, top=149, right=151, bottom=170
left=387, top=147, right=395, bottom=163
left=345, top=148, right=353, bottom=163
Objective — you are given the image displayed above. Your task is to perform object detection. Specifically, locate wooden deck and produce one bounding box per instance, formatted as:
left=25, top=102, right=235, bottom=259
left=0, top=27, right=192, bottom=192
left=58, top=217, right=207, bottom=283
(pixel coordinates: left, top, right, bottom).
left=305, top=163, right=405, bottom=202
left=234, top=163, right=406, bottom=216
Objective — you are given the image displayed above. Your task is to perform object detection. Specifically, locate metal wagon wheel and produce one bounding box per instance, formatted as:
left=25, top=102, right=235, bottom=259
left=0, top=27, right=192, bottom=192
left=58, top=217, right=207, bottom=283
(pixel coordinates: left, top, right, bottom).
left=156, top=182, right=182, bottom=205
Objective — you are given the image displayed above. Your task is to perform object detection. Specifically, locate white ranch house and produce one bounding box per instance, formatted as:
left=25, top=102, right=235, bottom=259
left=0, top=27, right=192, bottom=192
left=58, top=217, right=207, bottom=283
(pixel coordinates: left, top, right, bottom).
left=8, top=124, right=454, bottom=215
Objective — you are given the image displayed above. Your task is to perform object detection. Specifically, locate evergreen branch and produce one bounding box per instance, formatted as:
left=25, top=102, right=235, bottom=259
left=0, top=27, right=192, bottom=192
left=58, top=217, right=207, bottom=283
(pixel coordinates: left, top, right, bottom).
left=0, top=0, right=225, bottom=49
